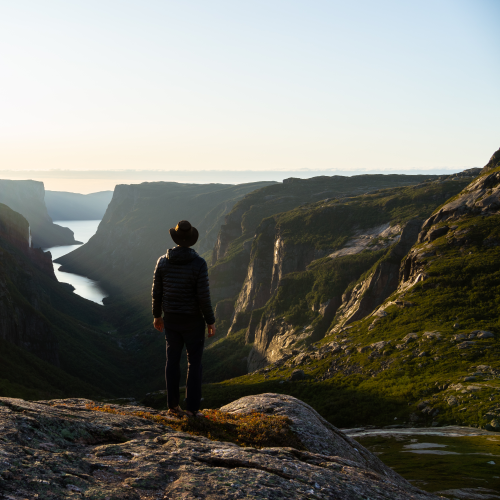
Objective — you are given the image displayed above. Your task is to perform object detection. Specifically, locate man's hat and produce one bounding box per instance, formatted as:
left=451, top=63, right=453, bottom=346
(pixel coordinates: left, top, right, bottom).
left=169, top=220, right=199, bottom=247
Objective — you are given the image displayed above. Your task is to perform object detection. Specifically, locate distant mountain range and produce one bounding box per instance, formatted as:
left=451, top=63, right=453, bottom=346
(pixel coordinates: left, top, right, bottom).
left=45, top=190, right=113, bottom=220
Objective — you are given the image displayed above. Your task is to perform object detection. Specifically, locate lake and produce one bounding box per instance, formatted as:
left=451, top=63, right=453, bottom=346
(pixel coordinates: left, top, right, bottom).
left=44, top=220, right=108, bottom=305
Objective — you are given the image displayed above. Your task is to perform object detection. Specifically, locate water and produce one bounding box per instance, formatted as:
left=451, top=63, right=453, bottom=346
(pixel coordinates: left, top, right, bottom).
left=44, top=220, right=108, bottom=305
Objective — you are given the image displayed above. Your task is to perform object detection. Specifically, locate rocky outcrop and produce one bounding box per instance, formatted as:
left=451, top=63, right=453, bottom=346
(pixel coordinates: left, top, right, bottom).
left=0, top=180, right=78, bottom=248
left=0, top=395, right=439, bottom=499
left=418, top=164, right=499, bottom=234
left=483, top=146, right=500, bottom=172
left=247, top=313, right=313, bottom=371
left=333, top=219, right=422, bottom=330
left=211, top=208, right=245, bottom=264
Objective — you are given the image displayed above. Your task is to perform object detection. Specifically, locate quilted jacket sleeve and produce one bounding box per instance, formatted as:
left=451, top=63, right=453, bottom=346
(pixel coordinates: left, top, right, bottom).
left=151, top=257, right=164, bottom=318
left=196, top=259, right=215, bottom=325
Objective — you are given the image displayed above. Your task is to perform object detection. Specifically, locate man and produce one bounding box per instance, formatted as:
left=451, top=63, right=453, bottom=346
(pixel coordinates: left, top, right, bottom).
left=152, top=220, right=215, bottom=417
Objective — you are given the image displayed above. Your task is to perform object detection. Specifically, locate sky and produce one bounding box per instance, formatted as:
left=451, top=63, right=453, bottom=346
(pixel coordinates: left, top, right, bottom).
left=0, top=1, right=499, bottom=192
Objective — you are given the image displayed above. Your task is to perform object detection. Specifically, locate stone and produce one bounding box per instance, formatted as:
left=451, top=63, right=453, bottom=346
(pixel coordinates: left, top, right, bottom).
left=403, top=332, right=418, bottom=343
left=291, top=352, right=310, bottom=366
left=476, top=331, right=494, bottom=339
left=454, top=334, right=466, bottom=341
left=453, top=323, right=461, bottom=329
left=423, top=331, right=442, bottom=340
left=457, top=341, right=476, bottom=349
left=464, top=376, right=477, bottom=382
left=357, top=345, right=370, bottom=353
left=290, top=369, right=306, bottom=381
left=447, top=396, right=458, bottom=406
left=0, top=396, right=444, bottom=500
left=371, top=340, right=391, bottom=351
left=476, top=365, right=491, bottom=372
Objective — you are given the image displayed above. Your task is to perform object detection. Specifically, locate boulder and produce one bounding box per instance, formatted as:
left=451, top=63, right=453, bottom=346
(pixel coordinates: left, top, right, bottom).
left=423, top=331, right=442, bottom=340
left=476, top=330, right=494, bottom=339
left=371, top=340, right=391, bottom=351
left=0, top=396, right=444, bottom=500
left=457, top=341, right=476, bottom=349
left=403, top=332, right=419, bottom=343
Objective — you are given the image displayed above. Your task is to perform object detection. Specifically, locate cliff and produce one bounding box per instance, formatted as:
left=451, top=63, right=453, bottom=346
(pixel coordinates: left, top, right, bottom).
left=209, top=173, right=449, bottom=308
left=208, top=148, right=500, bottom=432
left=0, top=394, right=439, bottom=499
left=55, top=181, right=275, bottom=304
left=0, top=179, right=78, bottom=247
left=216, top=171, right=479, bottom=373
left=0, top=205, right=133, bottom=399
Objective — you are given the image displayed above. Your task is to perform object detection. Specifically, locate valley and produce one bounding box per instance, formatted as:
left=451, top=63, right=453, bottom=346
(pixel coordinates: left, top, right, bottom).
left=2, top=150, right=500, bottom=498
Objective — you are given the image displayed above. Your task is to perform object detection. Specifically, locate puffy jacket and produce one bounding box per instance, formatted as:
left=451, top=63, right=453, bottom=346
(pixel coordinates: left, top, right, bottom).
left=151, top=247, right=215, bottom=324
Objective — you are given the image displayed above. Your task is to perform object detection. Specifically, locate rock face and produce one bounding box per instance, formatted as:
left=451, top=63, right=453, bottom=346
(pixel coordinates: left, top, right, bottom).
left=56, top=181, right=273, bottom=302
left=0, top=179, right=78, bottom=247
left=0, top=204, right=59, bottom=366
left=333, top=219, right=422, bottom=330
left=0, top=395, right=439, bottom=499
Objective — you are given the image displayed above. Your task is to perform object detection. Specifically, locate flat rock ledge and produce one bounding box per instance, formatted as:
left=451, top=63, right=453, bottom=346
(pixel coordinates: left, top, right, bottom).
left=0, top=394, right=441, bottom=499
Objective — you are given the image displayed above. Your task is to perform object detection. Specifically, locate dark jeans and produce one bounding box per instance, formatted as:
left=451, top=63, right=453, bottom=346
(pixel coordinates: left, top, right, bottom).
left=164, top=318, right=205, bottom=412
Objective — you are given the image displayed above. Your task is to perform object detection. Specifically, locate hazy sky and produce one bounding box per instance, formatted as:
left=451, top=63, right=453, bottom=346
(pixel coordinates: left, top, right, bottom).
left=1, top=0, right=499, bottom=175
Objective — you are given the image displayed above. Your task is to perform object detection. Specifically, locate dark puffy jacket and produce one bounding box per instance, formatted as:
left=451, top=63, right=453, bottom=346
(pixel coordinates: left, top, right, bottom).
left=151, top=247, right=215, bottom=324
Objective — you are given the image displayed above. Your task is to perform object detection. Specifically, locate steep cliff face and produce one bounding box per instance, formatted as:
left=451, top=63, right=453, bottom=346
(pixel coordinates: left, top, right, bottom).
left=0, top=205, right=134, bottom=398
left=0, top=204, right=59, bottom=366
left=211, top=207, right=245, bottom=263
left=56, top=181, right=274, bottom=304
left=230, top=172, right=479, bottom=372
left=209, top=174, right=452, bottom=306
left=332, top=218, right=423, bottom=330
left=0, top=180, right=78, bottom=247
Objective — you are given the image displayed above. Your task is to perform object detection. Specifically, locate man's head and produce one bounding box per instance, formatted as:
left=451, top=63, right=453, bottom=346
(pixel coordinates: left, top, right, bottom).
left=169, top=220, right=199, bottom=247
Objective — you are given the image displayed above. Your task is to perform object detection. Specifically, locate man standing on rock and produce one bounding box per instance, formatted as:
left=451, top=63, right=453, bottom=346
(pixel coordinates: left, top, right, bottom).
left=152, top=220, right=216, bottom=417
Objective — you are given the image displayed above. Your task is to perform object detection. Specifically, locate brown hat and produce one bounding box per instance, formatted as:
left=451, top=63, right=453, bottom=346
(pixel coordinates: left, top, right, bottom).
left=169, top=220, right=199, bottom=247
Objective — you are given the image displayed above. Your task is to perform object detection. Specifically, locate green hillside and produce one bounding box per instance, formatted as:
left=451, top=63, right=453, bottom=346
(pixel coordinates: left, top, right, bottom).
left=186, top=153, right=500, bottom=432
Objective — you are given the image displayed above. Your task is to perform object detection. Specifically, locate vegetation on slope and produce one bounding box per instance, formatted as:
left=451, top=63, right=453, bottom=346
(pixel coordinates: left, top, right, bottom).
left=196, top=212, right=500, bottom=431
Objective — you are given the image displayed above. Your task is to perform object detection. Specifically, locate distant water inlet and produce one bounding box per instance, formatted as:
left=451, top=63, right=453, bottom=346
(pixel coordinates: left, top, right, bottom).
left=43, top=220, right=108, bottom=305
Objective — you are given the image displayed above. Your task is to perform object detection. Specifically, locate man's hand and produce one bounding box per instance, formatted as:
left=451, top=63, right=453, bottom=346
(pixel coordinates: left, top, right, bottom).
left=207, top=324, right=216, bottom=338
left=153, top=317, right=164, bottom=332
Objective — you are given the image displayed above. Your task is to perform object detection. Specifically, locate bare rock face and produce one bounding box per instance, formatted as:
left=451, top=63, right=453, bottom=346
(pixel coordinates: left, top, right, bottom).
left=212, top=208, right=245, bottom=265
left=0, top=395, right=439, bottom=499
left=221, top=393, right=405, bottom=484
left=333, top=219, right=422, bottom=331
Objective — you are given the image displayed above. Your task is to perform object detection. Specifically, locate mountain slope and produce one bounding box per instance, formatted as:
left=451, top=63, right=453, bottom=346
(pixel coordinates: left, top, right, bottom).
left=204, top=170, right=478, bottom=379
left=208, top=173, right=460, bottom=307
left=0, top=180, right=78, bottom=247
left=56, top=181, right=276, bottom=304
left=45, top=190, right=113, bottom=220
left=201, top=148, right=500, bottom=430
left=0, top=203, right=130, bottom=398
